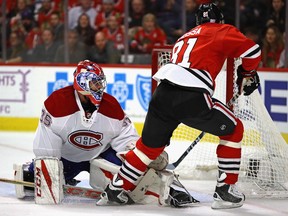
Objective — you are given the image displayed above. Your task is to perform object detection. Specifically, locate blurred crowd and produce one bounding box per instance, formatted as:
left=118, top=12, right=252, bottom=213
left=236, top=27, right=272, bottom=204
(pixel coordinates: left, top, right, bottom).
left=0, top=0, right=286, bottom=68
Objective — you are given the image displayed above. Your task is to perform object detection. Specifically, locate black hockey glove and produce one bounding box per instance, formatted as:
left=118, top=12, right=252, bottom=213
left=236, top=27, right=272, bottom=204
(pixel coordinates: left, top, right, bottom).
left=236, top=65, right=260, bottom=96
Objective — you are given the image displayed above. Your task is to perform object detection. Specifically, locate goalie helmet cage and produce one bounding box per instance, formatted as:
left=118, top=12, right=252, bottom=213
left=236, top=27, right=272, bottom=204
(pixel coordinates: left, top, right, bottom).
left=151, top=45, right=288, bottom=198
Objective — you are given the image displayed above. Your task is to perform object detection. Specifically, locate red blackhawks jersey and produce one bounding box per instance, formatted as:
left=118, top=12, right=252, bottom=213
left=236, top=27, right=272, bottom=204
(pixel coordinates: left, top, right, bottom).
left=153, top=23, right=261, bottom=96
left=33, top=86, right=139, bottom=162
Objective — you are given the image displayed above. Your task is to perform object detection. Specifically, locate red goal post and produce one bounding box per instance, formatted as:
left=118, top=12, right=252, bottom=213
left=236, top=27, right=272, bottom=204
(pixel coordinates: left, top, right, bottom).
left=151, top=45, right=173, bottom=95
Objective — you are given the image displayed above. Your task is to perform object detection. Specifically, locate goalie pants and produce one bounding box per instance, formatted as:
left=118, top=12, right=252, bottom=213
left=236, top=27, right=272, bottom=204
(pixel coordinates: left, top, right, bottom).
left=28, top=147, right=122, bottom=182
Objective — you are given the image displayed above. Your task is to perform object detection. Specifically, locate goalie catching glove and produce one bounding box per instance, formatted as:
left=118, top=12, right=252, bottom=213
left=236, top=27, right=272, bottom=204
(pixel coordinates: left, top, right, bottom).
left=236, top=64, right=260, bottom=96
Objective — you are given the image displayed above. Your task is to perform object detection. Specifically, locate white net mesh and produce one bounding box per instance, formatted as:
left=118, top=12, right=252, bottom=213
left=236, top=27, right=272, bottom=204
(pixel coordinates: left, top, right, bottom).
left=153, top=48, right=288, bottom=198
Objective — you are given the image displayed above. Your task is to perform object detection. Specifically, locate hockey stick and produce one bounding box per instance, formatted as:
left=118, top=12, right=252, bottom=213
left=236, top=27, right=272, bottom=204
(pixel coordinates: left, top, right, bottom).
left=0, top=177, right=102, bottom=199
left=166, top=93, right=240, bottom=170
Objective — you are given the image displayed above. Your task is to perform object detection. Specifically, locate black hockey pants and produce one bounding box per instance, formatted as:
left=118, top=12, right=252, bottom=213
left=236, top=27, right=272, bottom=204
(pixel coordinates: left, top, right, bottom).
left=142, top=82, right=237, bottom=148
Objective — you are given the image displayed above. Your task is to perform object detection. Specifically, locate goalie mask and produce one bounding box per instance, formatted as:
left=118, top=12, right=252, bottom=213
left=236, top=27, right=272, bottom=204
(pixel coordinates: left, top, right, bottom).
left=196, top=3, right=224, bottom=25
left=73, top=60, right=107, bottom=108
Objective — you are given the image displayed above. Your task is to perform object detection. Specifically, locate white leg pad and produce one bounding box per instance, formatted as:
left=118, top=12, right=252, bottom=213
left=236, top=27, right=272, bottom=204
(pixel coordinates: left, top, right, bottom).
left=89, top=158, right=120, bottom=191
left=89, top=159, right=175, bottom=205
left=34, top=157, right=64, bottom=204
left=127, top=169, right=174, bottom=205
left=157, top=170, right=175, bottom=205
left=129, top=168, right=158, bottom=202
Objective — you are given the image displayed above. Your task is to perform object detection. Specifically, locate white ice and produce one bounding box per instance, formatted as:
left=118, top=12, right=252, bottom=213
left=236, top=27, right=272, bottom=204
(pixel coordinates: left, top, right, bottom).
left=0, top=131, right=287, bottom=216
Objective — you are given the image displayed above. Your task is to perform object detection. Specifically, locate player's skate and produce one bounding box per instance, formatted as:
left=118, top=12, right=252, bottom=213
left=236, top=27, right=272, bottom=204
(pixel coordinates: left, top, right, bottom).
left=97, top=174, right=134, bottom=206
left=212, top=171, right=245, bottom=209
left=13, top=163, right=34, bottom=198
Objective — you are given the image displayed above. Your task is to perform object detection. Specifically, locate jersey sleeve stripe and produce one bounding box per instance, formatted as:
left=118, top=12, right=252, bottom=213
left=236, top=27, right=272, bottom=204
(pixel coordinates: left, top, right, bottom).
left=240, top=44, right=261, bottom=58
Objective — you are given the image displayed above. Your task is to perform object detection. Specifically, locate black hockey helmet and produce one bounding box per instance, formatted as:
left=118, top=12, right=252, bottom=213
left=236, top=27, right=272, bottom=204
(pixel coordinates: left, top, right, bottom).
left=196, top=3, right=224, bottom=25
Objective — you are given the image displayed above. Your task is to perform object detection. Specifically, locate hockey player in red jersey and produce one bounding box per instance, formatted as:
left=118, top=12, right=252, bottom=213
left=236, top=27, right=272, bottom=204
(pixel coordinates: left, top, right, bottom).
left=100, top=2, right=261, bottom=209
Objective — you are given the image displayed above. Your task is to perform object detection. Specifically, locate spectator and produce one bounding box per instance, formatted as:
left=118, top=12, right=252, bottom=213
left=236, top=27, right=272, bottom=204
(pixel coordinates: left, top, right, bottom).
left=35, top=0, right=56, bottom=29
left=239, top=0, right=269, bottom=34
left=68, top=0, right=97, bottom=29
left=31, top=28, right=60, bottom=63
left=130, top=13, right=167, bottom=54
left=0, top=31, right=27, bottom=63
left=102, top=14, right=125, bottom=52
left=9, top=5, right=37, bottom=37
left=128, top=0, right=147, bottom=29
left=87, top=31, right=121, bottom=64
left=114, top=0, right=124, bottom=13
left=7, top=0, right=34, bottom=22
left=127, top=0, right=147, bottom=40
left=216, top=0, right=236, bottom=26
left=243, top=26, right=261, bottom=47
left=54, top=30, right=87, bottom=63
left=161, top=0, right=198, bottom=44
left=49, top=11, right=64, bottom=43
left=144, top=0, right=159, bottom=13
left=67, top=0, right=83, bottom=8
left=185, top=0, right=198, bottom=30
left=94, top=0, right=122, bottom=31
left=277, top=32, right=287, bottom=68
left=1, top=1, right=17, bottom=16
left=66, top=0, right=101, bottom=9
left=266, top=0, right=285, bottom=33
left=74, top=13, right=96, bottom=47
left=261, top=24, right=284, bottom=68
left=24, top=23, right=42, bottom=59
left=152, top=0, right=181, bottom=44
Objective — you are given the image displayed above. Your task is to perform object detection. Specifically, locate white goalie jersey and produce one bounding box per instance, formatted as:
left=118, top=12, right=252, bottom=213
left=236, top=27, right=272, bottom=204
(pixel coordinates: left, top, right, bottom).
left=33, top=85, right=139, bottom=162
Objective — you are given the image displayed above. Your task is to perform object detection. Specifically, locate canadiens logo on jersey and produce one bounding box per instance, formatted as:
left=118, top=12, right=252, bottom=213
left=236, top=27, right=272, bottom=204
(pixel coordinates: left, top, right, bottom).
left=68, top=130, right=103, bottom=150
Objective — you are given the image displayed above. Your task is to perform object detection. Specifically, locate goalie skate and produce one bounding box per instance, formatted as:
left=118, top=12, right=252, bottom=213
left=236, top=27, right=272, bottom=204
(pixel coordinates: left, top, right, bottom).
left=14, top=163, right=34, bottom=198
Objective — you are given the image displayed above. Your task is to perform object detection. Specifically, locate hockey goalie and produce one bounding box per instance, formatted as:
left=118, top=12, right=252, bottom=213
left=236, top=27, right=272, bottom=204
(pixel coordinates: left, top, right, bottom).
left=13, top=60, right=198, bottom=207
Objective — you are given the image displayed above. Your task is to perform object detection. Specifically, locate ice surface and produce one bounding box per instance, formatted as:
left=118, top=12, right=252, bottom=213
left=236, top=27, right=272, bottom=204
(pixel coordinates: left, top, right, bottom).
left=1, top=132, right=287, bottom=216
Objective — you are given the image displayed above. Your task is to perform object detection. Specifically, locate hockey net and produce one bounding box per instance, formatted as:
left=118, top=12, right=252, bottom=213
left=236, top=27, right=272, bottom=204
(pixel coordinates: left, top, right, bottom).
left=151, top=46, right=288, bottom=198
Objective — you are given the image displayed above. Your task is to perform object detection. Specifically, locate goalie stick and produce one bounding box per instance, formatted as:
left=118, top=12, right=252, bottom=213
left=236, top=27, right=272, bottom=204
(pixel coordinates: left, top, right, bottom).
left=166, top=93, right=240, bottom=170
left=0, top=177, right=102, bottom=199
